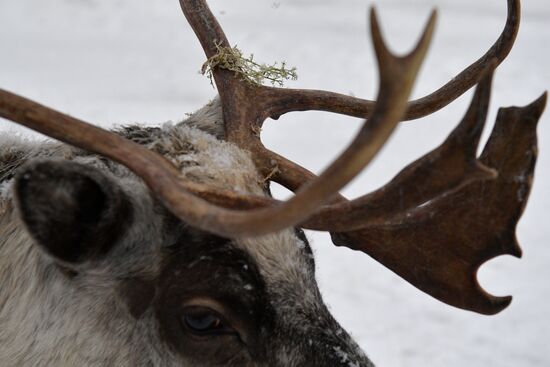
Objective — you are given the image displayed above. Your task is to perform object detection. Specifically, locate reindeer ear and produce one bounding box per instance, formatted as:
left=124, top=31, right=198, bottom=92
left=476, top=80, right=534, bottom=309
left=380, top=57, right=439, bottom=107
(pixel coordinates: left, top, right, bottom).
left=14, top=159, right=132, bottom=264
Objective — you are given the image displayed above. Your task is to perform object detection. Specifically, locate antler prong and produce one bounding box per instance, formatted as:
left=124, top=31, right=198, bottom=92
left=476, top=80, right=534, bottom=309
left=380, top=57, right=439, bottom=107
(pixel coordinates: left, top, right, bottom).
left=263, top=0, right=519, bottom=122
left=178, top=0, right=230, bottom=57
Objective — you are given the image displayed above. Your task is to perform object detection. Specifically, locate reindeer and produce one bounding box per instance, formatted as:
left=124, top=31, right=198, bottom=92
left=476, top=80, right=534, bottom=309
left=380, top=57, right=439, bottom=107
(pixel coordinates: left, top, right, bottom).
left=0, top=0, right=546, bottom=366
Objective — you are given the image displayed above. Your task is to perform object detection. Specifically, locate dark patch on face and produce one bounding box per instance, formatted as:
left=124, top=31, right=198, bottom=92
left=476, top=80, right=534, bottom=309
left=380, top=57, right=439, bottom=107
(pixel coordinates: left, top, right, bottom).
left=153, top=227, right=274, bottom=365
left=118, top=278, right=157, bottom=320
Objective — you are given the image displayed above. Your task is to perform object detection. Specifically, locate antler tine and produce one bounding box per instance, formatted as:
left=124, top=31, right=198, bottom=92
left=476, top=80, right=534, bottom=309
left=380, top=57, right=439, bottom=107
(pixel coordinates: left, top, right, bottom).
left=404, top=0, right=520, bottom=119
left=178, top=0, right=230, bottom=58
left=0, top=8, right=435, bottom=238
left=262, top=0, right=519, bottom=122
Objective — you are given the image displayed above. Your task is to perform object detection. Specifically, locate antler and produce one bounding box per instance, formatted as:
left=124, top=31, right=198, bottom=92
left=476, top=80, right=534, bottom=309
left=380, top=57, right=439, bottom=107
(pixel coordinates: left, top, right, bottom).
left=176, top=0, right=522, bottom=209
left=0, top=6, right=435, bottom=238
left=0, top=0, right=546, bottom=316
left=331, top=86, right=547, bottom=315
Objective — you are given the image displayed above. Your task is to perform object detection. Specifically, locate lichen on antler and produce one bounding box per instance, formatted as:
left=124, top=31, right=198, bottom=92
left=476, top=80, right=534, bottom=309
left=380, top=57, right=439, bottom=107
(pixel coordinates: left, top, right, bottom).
left=201, top=42, right=297, bottom=87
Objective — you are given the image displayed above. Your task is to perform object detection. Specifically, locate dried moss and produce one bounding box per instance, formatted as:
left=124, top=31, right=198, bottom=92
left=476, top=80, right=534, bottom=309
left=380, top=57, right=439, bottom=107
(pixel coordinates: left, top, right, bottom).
left=201, top=43, right=298, bottom=87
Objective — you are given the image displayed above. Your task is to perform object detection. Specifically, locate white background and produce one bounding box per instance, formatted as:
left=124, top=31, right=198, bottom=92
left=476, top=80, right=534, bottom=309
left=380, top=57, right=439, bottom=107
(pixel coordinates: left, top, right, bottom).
left=1, top=0, right=548, bottom=365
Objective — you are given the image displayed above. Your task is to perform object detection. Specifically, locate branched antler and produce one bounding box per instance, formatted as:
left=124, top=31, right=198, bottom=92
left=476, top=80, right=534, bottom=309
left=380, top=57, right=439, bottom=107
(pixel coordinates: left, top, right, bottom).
left=0, top=7, right=436, bottom=238
left=0, top=0, right=546, bottom=316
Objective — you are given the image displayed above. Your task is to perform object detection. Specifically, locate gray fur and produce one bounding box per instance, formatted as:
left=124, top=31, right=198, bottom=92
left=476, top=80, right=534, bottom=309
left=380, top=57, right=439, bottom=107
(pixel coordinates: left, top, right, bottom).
left=0, top=100, right=374, bottom=366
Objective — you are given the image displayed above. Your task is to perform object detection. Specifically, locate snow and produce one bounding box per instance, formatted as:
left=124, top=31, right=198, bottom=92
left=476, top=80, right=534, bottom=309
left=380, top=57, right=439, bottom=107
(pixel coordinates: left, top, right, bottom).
left=1, top=0, right=549, bottom=366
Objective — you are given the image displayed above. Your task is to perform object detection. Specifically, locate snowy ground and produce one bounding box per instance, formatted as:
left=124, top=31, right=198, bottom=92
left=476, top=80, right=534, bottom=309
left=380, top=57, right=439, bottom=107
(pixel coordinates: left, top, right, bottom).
left=1, top=0, right=549, bottom=366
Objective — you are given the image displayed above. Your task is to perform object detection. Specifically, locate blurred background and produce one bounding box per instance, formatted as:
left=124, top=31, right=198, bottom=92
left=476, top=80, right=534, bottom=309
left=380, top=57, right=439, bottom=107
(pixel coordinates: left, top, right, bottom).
left=1, top=0, right=548, bottom=365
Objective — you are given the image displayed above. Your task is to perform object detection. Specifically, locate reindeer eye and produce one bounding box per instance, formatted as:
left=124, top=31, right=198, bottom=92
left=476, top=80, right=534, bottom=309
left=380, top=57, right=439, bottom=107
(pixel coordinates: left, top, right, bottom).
left=182, top=307, right=233, bottom=336
left=185, top=313, right=221, bottom=331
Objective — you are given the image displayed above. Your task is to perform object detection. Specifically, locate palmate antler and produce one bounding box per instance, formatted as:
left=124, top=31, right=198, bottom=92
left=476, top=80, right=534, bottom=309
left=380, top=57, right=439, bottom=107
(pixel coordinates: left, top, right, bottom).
left=0, top=0, right=546, bottom=315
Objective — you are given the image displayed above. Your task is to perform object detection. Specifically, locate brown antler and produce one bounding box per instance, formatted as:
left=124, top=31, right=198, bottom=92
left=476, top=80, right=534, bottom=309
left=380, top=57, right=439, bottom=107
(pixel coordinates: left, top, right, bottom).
left=331, top=88, right=547, bottom=315
left=332, top=91, right=547, bottom=314
left=0, top=0, right=546, bottom=316
left=0, top=7, right=435, bottom=238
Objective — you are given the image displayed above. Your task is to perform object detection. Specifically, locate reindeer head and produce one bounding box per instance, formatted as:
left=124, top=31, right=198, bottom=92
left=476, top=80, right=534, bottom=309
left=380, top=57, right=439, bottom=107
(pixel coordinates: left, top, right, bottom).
left=0, top=0, right=546, bottom=366
left=6, top=112, right=371, bottom=366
